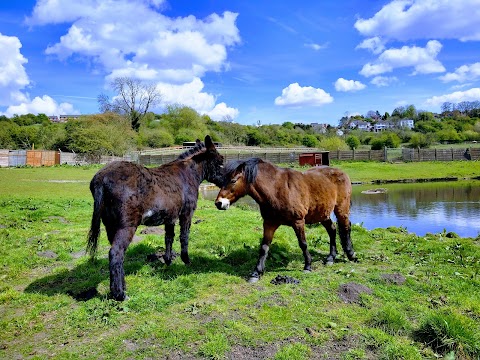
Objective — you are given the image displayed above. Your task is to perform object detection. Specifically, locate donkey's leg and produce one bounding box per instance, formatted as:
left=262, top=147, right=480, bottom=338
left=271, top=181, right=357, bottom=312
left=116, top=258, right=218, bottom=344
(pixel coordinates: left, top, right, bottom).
left=163, top=222, right=175, bottom=266
left=322, top=218, right=338, bottom=265
left=249, top=221, right=279, bottom=282
left=337, top=216, right=357, bottom=262
left=108, top=226, right=136, bottom=301
left=292, top=220, right=312, bottom=272
left=179, top=213, right=192, bottom=265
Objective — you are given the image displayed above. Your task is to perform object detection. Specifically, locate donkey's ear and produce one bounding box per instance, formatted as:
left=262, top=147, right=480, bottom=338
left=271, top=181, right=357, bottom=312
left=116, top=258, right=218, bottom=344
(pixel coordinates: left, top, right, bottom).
left=205, top=135, right=215, bottom=150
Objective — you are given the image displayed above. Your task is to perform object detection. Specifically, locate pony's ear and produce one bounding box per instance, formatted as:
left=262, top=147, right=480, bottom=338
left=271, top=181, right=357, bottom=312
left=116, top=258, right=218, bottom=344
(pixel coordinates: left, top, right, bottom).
left=195, top=139, right=202, bottom=144
left=205, top=135, right=216, bottom=150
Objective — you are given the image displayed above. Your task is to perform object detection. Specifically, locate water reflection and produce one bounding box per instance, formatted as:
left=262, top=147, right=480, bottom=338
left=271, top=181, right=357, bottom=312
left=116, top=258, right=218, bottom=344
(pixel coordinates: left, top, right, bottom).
left=202, top=181, right=480, bottom=238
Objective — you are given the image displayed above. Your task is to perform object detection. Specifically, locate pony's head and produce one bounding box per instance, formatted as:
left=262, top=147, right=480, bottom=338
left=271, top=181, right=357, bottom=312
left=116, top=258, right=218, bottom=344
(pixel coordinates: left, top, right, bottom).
left=180, top=135, right=224, bottom=186
left=215, top=158, right=262, bottom=210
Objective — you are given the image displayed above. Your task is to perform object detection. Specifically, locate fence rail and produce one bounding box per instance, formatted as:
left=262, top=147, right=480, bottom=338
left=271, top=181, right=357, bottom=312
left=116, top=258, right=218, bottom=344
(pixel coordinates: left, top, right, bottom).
left=0, top=146, right=478, bottom=167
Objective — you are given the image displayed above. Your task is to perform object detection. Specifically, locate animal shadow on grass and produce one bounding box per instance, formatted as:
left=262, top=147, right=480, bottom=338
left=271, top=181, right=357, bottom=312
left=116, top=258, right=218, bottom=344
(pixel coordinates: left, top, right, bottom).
left=24, top=239, right=333, bottom=301
left=23, top=242, right=257, bottom=301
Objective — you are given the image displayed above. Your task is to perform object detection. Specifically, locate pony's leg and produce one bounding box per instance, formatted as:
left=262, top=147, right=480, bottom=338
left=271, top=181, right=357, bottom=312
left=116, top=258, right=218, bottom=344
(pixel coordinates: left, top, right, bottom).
left=292, top=220, right=312, bottom=272
left=163, top=222, right=175, bottom=265
left=337, top=216, right=357, bottom=262
left=179, top=213, right=192, bottom=265
left=108, top=226, right=136, bottom=301
left=249, top=221, right=279, bottom=282
left=322, top=219, right=338, bottom=265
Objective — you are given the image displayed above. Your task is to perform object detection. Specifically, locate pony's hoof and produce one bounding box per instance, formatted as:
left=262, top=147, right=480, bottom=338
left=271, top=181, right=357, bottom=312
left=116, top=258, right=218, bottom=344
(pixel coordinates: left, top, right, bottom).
left=303, top=269, right=312, bottom=273
left=325, top=260, right=334, bottom=266
left=248, top=276, right=260, bottom=283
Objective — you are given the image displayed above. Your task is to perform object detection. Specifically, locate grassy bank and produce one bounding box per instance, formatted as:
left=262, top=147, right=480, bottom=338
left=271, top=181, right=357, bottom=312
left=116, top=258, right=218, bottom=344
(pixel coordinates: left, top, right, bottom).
left=0, top=164, right=479, bottom=359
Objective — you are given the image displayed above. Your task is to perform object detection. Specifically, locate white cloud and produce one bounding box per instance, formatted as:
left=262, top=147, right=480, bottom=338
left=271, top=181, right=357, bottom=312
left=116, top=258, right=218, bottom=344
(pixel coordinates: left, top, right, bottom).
left=304, top=42, right=328, bottom=51
left=2, top=95, right=77, bottom=117
left=156, top=77, right=238, bottom=120
left=355, top=36, right=385, bottom=54
left=26, top=0, right=240, bottom=117
left=274, top=83, right=333, bottom=107
left=28, top=1, right=240, bottom=83
left=207, top=102, right=239, bottom=121
left=334, top=78, right=366, bottom=92
left=439, top=62, right=480, bottom=83
left=370, top=76, right=398, bottom=87
left=359, top=40, right=445, bottom=77
left=354, top=0, right=480, bottom=42
left=424, top=88, right=480, bottom=107
left=0, top=33, right=30, bottom=106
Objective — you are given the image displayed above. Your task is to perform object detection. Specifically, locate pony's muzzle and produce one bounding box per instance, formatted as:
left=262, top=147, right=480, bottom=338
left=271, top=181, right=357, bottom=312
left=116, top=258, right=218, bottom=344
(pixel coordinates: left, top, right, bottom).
left=215, top=198, right=230, bottom=210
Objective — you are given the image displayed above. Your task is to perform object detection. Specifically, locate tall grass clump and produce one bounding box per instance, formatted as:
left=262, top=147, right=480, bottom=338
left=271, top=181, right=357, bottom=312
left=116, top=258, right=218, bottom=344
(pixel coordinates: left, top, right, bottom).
left=369, top=305, right=410, bottom=335
left=414, top=311, right=480, bottom=358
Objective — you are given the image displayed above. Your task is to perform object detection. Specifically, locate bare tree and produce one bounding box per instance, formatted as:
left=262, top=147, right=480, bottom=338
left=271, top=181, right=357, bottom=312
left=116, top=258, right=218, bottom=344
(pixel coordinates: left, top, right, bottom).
left=98, top=77, right=162, bottom=131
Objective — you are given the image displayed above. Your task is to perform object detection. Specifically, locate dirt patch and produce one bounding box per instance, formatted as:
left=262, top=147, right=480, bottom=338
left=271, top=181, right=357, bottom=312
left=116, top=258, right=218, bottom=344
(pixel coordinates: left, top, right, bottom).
left=380, top=273, right=406, bottom=285
left=270, top=274, right=300, bottom=285
left=140, top=227, right=165, bottom=235
left=44, top=216, right=70, bottom=224
left=146, top=249, right=177, bottom=263
left=226, top=343, right=278, bottom=359
left=37, top=250, right=58, bottom=259
left=337, top=282, right=373, bottom=304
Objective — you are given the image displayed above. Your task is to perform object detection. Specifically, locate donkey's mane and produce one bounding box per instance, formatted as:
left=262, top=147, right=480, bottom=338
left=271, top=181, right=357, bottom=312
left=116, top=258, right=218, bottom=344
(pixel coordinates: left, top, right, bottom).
left=225, top=157, right=264, bottom=184
left=177, top=141, right=206, bottom=160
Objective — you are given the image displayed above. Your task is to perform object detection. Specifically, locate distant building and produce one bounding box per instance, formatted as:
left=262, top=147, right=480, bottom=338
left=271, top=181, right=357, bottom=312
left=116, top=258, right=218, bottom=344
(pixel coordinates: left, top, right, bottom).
left=349, top=120, right=372, bottom=131
left=311, top=122, right=328, bottom=133
left=398, top=119, right=414, bottom=129
left=59, top=114, right=81, bottom=122
left=48, top=114, right=81, bottom=123
left=374, top=121, right=394, bottom=132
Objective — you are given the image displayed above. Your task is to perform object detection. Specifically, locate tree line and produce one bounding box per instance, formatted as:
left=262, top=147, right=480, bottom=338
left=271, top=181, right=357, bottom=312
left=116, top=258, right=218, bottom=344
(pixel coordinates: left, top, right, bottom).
left=0, top=77, right=479, bottom=157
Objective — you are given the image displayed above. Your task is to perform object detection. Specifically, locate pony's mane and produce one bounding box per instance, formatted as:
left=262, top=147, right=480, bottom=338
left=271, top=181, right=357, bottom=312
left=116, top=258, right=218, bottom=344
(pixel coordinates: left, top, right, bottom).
left=177, top=141, right=206, bottom=160
left=224, top=157, right=264, bottom=184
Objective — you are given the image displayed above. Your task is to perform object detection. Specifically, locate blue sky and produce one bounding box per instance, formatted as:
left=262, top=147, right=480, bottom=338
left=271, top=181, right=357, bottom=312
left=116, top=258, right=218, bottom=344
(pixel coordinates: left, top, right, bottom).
left=1, top=0, right=480, bottom=126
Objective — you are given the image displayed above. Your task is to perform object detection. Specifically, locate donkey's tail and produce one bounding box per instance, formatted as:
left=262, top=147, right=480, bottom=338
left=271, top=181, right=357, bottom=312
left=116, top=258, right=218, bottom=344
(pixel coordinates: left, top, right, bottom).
left=87, top=178, right=104, bottom=258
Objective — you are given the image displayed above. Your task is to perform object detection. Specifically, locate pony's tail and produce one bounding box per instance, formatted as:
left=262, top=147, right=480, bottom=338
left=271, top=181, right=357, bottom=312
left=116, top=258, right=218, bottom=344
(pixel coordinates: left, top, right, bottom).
left=87, top=179, right=104, bottom=258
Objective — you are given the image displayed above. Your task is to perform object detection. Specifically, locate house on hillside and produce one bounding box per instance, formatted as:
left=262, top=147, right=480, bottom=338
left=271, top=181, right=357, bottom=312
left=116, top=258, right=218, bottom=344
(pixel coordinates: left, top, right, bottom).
left=398, top=119, right=414, bottom=129
left=349, top=120, right=372, bottom=131
left=48, top=116, right=60, bottom=122
left=373, top=120, right=394, bottom=132
left=59, top=115, right=81, bottom=122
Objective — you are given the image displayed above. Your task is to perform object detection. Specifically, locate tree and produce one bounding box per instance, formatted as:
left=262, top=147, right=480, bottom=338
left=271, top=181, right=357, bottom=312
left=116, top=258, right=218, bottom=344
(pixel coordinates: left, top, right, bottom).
left=346, top=135, right=360, bottom=150
left=98, top=77, right=162, bottom=132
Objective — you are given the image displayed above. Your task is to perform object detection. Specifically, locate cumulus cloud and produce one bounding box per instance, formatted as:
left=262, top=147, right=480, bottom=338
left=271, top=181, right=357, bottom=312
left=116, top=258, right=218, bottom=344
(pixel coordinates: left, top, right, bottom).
left=355, top=36, right=385, bottom=54
left=207, top=102, right=239, bottom=121
left=25, top=0, right=240, bottom=117
left=439, top=62, right=480, bottom=83
left=0, top=33, right=30, bottom=106
left=2, top=95, right=77, bottom=117
left=334, top=78, right=366, bottom=92
left=370, top=76, right=398, bottom=87
left=156, top=77, right=239, bottom=120
left=424, top=88, right=480, bottom=107
left=274, top=83, right=333, bottom=107
left=359, top=40, right=445, bottom=77
left=0, top=33, right=78, bottom=116
left=354, top=0, right=480, bottom=42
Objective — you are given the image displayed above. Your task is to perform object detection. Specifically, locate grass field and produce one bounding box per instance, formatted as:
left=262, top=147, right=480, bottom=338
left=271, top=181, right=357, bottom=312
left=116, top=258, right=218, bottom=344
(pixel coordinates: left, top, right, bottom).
left=0, top=163, right=479, bottom=359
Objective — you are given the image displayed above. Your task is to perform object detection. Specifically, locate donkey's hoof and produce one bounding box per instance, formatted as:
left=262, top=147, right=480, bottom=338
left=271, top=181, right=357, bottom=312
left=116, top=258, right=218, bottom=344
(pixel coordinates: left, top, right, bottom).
left=248, top=276, right=260, bottom=283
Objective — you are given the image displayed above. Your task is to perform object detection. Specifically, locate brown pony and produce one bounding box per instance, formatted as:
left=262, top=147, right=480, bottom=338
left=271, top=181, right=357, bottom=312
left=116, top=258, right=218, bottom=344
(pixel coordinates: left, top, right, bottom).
left=88, top=135, right=224, bottom=300
left=215, top=158, right=356, bottom=282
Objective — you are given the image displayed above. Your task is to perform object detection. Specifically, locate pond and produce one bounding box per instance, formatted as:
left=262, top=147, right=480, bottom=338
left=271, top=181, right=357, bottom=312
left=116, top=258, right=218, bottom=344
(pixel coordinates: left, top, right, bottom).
left=201, top=180, right=480, bottom=238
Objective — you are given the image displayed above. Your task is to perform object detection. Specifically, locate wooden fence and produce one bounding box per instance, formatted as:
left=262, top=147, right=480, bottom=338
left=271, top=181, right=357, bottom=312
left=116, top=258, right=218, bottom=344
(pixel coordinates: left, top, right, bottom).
left=0, top=147, right=478, bottom=167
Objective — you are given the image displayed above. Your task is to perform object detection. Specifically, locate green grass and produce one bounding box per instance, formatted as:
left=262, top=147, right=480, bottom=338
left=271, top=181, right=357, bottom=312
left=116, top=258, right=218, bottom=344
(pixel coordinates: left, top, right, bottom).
left=0, top=163, right=479, bottom=359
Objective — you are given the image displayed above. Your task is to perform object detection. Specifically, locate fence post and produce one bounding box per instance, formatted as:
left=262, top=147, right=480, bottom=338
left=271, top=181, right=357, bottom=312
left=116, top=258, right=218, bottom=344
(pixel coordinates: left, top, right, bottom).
left=384, top=147, right=387, bottom=162
left=353, top=148, right=355, bottom=160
